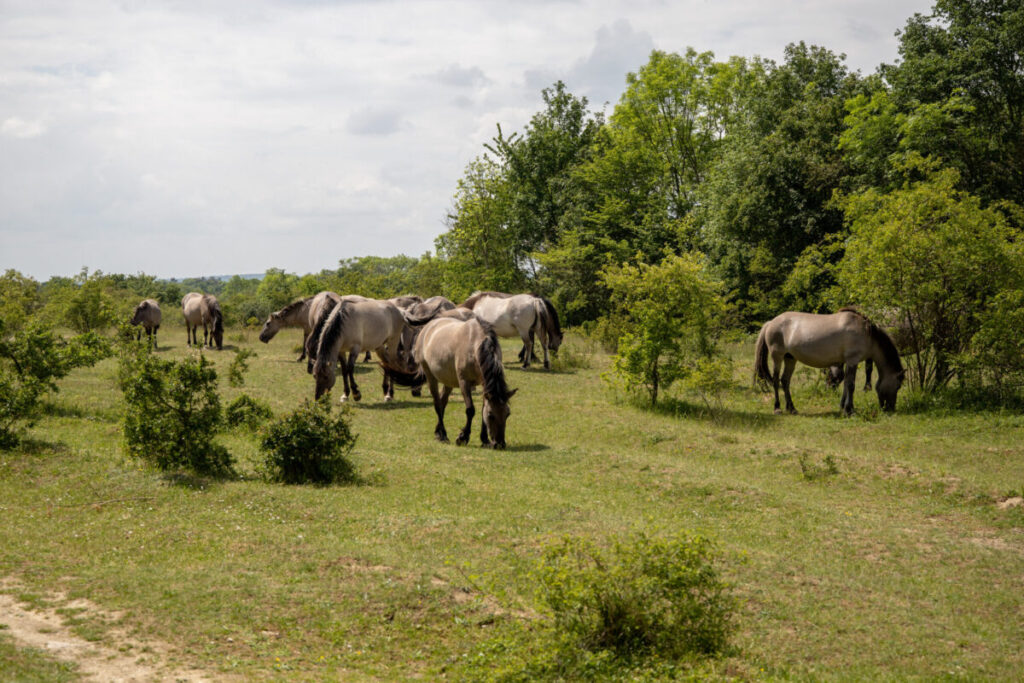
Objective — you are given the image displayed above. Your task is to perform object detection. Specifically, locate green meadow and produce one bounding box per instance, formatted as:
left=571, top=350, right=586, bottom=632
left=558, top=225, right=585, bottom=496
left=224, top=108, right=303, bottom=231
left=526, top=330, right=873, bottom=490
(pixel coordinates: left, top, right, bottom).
left=1, top=323, right=1022, bottom=680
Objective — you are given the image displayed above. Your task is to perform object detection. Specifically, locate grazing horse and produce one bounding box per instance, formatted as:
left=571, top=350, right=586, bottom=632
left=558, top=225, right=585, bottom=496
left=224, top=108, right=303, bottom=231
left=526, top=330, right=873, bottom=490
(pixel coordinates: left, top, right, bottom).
left=754, top=309, right=904, bottom=415
left=129, top=299, right=162, bottom=348
left=387, top=311, right=516, bottom=448
left=181, top=292, right=223, bottom=350
left=312, top=299, right=407, bottom=402
left=826, top=311, right=920, bottom=391
left=458, top=291, right=563, bottom=369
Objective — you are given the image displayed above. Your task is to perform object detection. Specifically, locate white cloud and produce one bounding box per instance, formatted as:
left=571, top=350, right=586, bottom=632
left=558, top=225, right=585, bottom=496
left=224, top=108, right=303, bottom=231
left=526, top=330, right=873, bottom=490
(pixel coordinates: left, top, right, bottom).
left=1, top=116, right=46, bottom=138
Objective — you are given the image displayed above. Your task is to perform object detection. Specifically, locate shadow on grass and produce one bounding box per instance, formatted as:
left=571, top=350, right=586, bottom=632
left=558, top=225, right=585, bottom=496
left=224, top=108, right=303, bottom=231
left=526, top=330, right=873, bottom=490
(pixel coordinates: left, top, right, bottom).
left=14, top=438, right=71, bottom=456
left=648, top=396, right=776, bottom=430
left=356, top=399, right=432, bottom=411
left=504, top=443, right=550, bottom=453
left=161, top=472, right=218, bottom=490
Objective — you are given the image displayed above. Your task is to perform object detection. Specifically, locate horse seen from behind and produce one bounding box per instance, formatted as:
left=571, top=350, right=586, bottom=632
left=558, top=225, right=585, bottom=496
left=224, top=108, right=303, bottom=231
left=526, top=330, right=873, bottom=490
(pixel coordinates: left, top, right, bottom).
left=181, top=292, right=223, bottom=350
left=754, top=308, right=904, bottom=415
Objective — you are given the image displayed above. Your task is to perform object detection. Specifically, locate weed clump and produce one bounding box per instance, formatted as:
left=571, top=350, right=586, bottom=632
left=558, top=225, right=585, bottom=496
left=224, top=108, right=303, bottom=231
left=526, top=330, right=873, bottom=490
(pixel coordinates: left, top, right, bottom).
left=225, top=394, right=273, bottom=430
left=119, top=341, right=234, bottom=476
left=259, top=399, right=357, bottom=485
left=534, top=532, right=735, bottom=660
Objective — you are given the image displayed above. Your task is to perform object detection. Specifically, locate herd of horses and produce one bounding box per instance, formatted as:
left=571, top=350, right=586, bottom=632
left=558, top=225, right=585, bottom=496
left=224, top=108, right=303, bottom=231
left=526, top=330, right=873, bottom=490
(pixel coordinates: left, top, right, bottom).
left=127, top=290, right=910, bottom=448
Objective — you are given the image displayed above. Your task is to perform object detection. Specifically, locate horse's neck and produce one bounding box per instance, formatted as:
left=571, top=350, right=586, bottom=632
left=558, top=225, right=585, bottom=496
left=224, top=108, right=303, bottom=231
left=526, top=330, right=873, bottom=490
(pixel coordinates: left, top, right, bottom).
left=867, top=339, right=895, bottom=377
left=286, top=303, right=308, bottom=324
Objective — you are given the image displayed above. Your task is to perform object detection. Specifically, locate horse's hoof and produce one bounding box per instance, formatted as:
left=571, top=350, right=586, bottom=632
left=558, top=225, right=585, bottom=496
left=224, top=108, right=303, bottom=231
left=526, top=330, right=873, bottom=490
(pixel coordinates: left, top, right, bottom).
left=411, top=388, right=421, bottom=398
left=480, top=442, right=492, bottom=449
left=493, top=442, right=506, bottom=450
left=384, top=395, right=393, bottom=402
left=787, top=408, right=798, bottom=415
left=435, top=434, right=449, bottom=443
left=352, top=392, right=362, bottom=402
left=455, top=436, right=468, bottom=447
left=339, top=395, right=348, bottom=403
left=773, top=408, right=783, bottom=415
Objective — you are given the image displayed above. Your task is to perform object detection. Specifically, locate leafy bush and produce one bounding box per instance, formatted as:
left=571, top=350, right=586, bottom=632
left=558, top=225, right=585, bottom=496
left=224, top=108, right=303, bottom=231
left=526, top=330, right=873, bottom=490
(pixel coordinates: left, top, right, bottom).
left=119, top=341, right=234, bottom=476
left=534, top=531, right=736, bottom=660
left=227, top=347, right=256, bottom=387
left=225, top=394, right=273, bottom=430
left=259, top=399, right=357, bottom=485
left=0, top=318, right=111, bottom=449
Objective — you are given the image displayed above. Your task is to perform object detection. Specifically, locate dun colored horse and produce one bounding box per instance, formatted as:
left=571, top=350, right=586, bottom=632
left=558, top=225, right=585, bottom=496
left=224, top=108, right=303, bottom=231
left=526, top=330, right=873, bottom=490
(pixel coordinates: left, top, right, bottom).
left=387, top=310, right=516, bottom=448
left=311, top=299, right=407, bottom=402
left=825, top=311, right=920, bottom=391
left=259, top=291, right=366, bottom=362
left=754, top=309, right=904, bottom=415
left=181, top=292, right=223, bottom=350
left=129, top=299, right=162, bottom=348
left=458, top=291, right=562, bottom=369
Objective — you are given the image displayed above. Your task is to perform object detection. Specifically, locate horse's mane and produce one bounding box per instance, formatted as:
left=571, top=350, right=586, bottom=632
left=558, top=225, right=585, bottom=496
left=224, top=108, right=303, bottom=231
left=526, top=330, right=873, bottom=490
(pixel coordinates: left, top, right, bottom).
left=205, top=296, right=224, bottom=333
left=476, top=320, right=512, bottom=403
left=838, top=307, right=903, bottom=373
left=460, top=290, right=511, bottom=309
left=537, top=295, right=562, bottom=337
left=278, top=297, right=311, bottom=317
left=313, top=301, right=350, bottom=377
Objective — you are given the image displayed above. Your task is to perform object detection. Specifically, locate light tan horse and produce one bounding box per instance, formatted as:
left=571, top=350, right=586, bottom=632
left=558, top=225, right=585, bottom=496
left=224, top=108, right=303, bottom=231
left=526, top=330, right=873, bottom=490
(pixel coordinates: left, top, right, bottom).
left=312, top=299, right=407, bottom=402
left=403, top=312, right=517, bottom=448
left=754, top=308, right=904, bottom=415
left=181, top=292, right=223, bottom=350
left=259, top=291, right=364, bottom=362
left=459, top=291, right=562, bottom=369
left=129, top=299, right=162, bottom=348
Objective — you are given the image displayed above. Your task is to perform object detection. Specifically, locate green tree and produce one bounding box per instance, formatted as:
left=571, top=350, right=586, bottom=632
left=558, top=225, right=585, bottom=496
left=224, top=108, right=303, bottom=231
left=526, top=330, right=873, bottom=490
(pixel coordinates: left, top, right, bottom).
left=601, top=253, right=724, bottom=405
left=836, top=158, right=1024, bottom=391
left=0, top=270, right=40, bottom=332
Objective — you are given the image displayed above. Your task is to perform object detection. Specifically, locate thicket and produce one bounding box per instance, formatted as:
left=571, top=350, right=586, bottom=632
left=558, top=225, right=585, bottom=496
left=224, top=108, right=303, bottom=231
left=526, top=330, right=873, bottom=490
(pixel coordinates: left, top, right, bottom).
left=258, top=399, right=358, bottom=485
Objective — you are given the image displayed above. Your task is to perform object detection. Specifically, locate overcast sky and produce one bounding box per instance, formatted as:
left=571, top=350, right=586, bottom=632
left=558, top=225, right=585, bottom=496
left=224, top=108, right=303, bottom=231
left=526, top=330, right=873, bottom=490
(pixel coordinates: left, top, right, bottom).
left=1, top=0, right=933, bottom=281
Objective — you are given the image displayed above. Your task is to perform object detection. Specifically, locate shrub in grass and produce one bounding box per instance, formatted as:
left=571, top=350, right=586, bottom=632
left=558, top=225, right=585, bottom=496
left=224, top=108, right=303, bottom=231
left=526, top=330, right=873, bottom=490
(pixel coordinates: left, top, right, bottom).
left=119, top=340, right=234, bottom=476
left=225, top=394, right=273, bottom=430
left=534, top=531, right=736, bottom=661
left=259, top=399, right=357, bottom=485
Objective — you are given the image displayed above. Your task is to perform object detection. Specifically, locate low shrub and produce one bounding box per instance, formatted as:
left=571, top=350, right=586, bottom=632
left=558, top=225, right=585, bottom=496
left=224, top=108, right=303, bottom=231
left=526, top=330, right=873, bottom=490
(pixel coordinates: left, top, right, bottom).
left=258, top=399, right=357, bottom=485
left=119, top=341, right=234, bottom=476
left=534, top=531, right=736, bottom=660
left=225, top=394, right=273, bottom=430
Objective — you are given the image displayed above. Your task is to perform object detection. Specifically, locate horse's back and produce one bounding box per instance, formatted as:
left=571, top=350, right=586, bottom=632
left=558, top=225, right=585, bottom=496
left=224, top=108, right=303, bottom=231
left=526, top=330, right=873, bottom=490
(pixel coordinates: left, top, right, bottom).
left=765, top=311, right=868, bottom=368
left=471, top=294, right=536, bottom=336
left=417, top=317, right=482, bottom=388
left=181, top=292, right=204, bottom=323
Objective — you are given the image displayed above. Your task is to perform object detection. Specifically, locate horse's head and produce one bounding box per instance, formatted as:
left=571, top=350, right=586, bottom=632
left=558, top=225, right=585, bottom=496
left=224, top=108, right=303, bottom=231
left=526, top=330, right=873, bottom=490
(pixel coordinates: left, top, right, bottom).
left=313, top=359, right=337, bottom=399
left=876, top=369, right=905, bottom=412
left=548, top=329, right=563, bottom=356
left=482, top=388, right=517, bottom=449
left=258, top=312, right=280, bottom=343
left=130, top=302, right=149, bottom=326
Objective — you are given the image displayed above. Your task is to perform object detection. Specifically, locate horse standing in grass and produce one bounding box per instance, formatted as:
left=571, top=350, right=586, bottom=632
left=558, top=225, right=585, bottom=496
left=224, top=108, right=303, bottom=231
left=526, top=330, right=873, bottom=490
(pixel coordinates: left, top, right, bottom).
left=386, top=309, right=516, bottom=448
left=754, top=308, right=904, bottom=415
left=458, top=291, right=562, bottom=369
left=259, top=296, right=315, bottom=361
left=181, top=292, right=223, bottom=350
left=312, top=299, right=407, bottom=402
left=825, top=311, right=920, bottom=391
left=130, top=299, right=161, bottom=348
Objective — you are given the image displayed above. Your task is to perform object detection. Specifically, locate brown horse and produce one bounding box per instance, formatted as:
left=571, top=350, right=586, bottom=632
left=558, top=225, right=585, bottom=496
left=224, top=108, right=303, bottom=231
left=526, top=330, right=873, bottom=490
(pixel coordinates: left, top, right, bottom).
left=389, top=310, right=516, bottom=448
left=129, top=299, right=162, bottom=348
left=311, top=299, right=407, bottom=402
left=181, top=292, right=223, bottom=350
left=754, top=309, right=904, bottom=415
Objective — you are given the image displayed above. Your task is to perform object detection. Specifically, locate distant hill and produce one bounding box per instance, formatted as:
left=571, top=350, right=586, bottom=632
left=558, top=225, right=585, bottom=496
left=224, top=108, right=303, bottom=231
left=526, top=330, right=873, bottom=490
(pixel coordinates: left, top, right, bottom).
left=168, top=273, right=264, bottom=282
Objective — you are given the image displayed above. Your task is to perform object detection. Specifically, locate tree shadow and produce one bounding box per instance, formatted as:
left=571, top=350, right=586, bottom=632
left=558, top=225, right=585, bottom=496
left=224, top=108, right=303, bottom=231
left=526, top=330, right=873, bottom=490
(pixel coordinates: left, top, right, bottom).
left=13, top=438, right=71, bottom=456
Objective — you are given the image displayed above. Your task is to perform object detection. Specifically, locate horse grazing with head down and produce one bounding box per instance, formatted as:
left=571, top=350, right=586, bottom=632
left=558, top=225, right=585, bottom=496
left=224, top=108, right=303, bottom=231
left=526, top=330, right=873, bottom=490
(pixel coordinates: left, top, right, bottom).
left=130, top=299, right=162, bottom=348
left=386, top=308, right=517, bottom=448
left=181, top=292, right=223, bottom=350
left=311, top=299, right=407, bottom=402
left=754, top=308, right=904, bottom=415
left=458, top=291, right=562, bottom=369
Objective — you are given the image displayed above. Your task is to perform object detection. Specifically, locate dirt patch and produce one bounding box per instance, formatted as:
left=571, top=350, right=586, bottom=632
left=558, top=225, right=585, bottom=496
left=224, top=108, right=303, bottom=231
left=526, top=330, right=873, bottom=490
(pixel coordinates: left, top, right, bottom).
left=0, top=579, right=212, bottom=682
left=997, top=496, right=1023, bottom=510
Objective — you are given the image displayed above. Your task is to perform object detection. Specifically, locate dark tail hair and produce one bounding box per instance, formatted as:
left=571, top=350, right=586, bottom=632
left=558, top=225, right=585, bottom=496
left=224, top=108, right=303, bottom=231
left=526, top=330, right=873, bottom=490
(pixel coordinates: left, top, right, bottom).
left=312, top=300, right=348, bottom=378
left=305, top=298, right=339, bottom=373
left=379, top=361, right=425, bottom=388
left=538, top=295, right=561, bottom=338
left=753, top=325, right=772, bottom=390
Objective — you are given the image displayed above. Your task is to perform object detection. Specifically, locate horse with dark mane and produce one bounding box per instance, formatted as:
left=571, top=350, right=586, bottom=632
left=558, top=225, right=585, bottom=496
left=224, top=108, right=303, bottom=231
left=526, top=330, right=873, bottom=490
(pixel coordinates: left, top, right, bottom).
left=458, top=291, right=562, bottom=369
left=824, top=309, right=920, bottom=391
left=259, top=296, right=315, bottom=361
left=384, top=308, right=516, bottom=448
left=754, top=308, right=904, bottom=415
left=130, top=299, right=162, bottom=349
left=181, top=292, right=223, bottom=350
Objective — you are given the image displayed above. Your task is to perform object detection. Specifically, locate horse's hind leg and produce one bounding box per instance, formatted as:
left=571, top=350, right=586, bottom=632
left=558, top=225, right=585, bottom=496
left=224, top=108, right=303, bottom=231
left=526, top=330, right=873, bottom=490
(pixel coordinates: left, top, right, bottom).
left=781, top=356, right=798, bottom=414
left=864, top=359, right=873, bottom=391
left=347, top=350, right=362, bottom=402
left=456, top=379, right=474, bottom=446
left=771, top=357, right=783, bottom=413
left=298, top=332, right=308, bottom=362
left=841, top=363, right=858, bottom=416
left=520, top=330, right=532, bottom=368
left=428, top=377, right=450, bottom=442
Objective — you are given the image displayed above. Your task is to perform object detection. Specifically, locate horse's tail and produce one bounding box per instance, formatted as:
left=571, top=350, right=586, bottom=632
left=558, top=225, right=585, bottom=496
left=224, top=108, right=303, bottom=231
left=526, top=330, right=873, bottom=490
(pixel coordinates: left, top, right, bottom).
left=477, top=326, right=512, bottom=402
left=537, top=295, right=561, bottom=339
left=379, top=360, right=425, bottom=388
left=305, top=298, right=339, bottom=373
left=312, top=300, right=348, bottom=378
left=753, top=324, right=772, bottom=390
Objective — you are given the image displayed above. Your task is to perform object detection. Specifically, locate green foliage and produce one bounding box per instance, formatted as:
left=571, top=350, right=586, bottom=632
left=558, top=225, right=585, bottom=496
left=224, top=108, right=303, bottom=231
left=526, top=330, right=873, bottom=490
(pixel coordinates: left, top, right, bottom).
left=533, top=532, right=736, bottom=660
left=225, top=393, right=273, bottom=430
left=0, top=318, right=112, bottom=449
left=118, top=342, right=234, bottom=476
left=837, top=158, right=1024, bottom=391
left=227, top=348, right=256, bottom=387
left=258, top=399, right=357, bottom=485
left=0, top=269, right=40, bottom=332
left=601, top=254, right=724, bottom=405
left=958, top=288, right=1024, bottom=402
left=65, top=268, right=118, bottom=333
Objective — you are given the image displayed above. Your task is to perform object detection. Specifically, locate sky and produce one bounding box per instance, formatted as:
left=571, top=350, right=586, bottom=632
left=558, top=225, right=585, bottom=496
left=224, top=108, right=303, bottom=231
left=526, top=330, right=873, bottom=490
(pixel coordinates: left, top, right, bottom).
left=1, top=0, right=934, bottom=281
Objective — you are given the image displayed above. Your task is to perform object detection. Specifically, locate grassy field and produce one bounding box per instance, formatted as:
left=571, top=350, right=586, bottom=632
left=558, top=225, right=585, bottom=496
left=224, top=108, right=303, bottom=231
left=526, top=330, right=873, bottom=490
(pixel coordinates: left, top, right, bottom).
left=1, top=323, right=1023, bottom=680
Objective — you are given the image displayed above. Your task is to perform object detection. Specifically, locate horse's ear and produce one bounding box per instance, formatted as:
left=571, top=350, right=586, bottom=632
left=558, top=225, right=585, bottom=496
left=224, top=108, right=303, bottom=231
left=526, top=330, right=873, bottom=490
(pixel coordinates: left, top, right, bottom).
left=508, top=388, right=518, bottom=398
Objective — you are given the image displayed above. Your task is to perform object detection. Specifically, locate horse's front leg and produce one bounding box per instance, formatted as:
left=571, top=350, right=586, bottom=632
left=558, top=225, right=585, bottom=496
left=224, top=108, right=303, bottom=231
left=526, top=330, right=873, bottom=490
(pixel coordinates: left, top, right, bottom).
left=428, top=377, right=450, bottom=442
left=841, top=363, right=858, bottom=416
left=771, top=357, right=783, bottom=413
left=864, top=358, right=873, bottom=391
left=456, top=379, right=474, bottom=446
left=381, top=362, right=394, bottom=402
left=298, top=331, right=308, bottom=362
left=519, top=330, right=532, bottom=368
left=346, top=348, right=362, bottom=402
left=781, top=356, right=798, bottom=414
